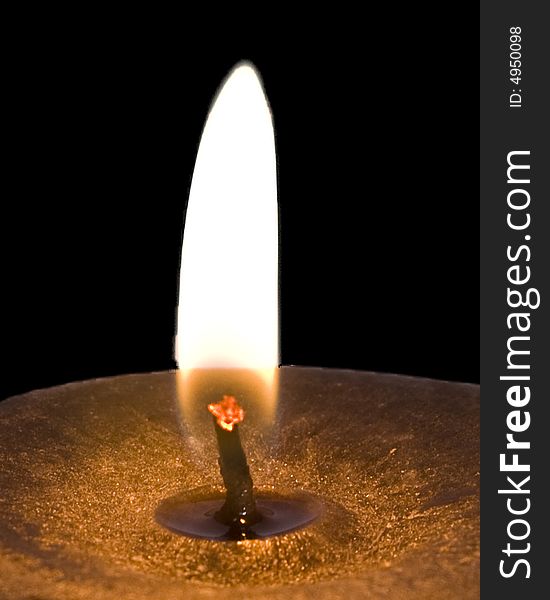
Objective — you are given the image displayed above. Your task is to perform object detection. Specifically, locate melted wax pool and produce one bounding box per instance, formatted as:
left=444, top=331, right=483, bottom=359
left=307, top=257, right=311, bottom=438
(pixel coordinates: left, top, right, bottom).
left=156, top=490, right=323, bottom=540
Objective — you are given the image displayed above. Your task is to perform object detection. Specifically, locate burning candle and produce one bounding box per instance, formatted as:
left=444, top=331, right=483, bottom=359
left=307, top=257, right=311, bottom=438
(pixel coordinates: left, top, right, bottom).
left=0, top=63, right=479, bottom=599
left=175, top=63, right=279, bottom=463
left=155, top=63, right=323, bottom=541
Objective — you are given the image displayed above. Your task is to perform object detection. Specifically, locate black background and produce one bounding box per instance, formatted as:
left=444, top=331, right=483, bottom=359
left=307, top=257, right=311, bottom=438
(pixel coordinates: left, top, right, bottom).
left=1, top=12, right=479, bottom=401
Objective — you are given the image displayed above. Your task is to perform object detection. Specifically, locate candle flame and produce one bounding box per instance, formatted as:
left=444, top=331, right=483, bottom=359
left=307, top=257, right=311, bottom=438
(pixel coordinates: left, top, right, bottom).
left=176, top=62, right=279, bottom=428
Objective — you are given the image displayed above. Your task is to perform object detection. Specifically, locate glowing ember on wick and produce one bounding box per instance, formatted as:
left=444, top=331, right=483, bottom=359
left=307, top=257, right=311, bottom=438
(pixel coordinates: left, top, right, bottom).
left=208, top=395, right=245, bottom=432
left=208, top=395, right=260, bottom=531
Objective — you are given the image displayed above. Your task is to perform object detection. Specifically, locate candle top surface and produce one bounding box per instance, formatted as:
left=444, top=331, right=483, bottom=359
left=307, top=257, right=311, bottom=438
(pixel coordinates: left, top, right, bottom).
left=0, top=368, right=479, bottom=599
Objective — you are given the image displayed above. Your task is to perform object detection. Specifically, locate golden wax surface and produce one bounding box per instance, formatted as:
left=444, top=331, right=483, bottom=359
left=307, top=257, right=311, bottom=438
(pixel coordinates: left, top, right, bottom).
left=0, top=368, right=479, bottom=599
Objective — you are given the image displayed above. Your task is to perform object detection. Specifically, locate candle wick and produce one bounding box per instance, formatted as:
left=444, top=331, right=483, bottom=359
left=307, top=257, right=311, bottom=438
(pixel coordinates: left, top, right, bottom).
left=208, top=396, right=261, bottom=530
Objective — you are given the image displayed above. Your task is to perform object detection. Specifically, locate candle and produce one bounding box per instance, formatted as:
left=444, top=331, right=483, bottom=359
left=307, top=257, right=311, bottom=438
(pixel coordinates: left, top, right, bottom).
left=0, top=370, right=479, bottom=598
left=0, top=63, right=479, bottom=599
